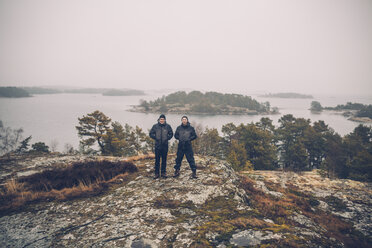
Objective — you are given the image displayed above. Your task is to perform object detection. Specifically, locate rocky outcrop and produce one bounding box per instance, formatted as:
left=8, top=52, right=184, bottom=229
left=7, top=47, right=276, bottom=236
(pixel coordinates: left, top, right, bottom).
left=348, top=116, right=372, bottom=123
left=247, top=170, right=372, bottom=241
left=0, top=155, right=371, bottom=247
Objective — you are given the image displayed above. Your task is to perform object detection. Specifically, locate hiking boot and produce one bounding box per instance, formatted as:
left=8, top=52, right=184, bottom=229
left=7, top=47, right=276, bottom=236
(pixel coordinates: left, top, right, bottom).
left=161, top=173, right=168, bottom=179
left=153, top=174, right=160, bottom=179
left=173, top=169, right=180, bottom=178
left=190, top=170, right=198, bottom=179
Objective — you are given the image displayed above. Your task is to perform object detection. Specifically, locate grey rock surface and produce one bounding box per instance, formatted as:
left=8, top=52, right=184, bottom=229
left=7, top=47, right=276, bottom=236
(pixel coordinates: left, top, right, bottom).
left=0, top=155, right=371, bottom=247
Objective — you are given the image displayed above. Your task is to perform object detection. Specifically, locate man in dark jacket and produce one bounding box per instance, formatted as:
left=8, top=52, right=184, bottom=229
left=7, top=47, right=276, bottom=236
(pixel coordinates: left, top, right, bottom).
left=149, top=114, right=173, bottom=179
left=174, top=116, right=198, bottom=179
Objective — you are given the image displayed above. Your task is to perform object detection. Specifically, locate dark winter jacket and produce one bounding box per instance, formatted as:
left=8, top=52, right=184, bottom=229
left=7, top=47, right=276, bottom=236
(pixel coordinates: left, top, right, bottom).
left=149, top=121, right=173, bottom=147
left=175, top=122, right=197, bottom=149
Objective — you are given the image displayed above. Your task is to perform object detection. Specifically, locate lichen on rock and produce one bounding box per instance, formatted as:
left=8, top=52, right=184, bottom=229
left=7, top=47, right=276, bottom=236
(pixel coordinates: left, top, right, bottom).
left=0, top=155, right=371, bottom=247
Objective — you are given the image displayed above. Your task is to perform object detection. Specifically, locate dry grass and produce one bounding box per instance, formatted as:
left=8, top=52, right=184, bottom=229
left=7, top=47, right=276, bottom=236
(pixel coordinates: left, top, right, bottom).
left=125, top=154, right=155, bottom=162
left=3, top=179, right=25, bottom=194
left=0, top=159, right=138, bottom=215
left=18, top=160, right=137, bottom=191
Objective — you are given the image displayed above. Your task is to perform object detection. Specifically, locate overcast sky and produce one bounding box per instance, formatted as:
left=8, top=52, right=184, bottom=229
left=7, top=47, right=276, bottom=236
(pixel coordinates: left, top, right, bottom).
left=0, top=0, right=371, bottom=95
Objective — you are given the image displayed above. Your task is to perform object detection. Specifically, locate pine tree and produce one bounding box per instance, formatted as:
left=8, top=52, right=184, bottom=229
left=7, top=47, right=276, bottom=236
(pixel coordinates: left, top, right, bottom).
left=76, top=110, right=112, bottom=154
left=16, top=136, right=32, bottom=154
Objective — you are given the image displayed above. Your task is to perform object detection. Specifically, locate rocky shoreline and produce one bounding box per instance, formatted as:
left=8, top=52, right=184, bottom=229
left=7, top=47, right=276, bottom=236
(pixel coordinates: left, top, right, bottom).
left=348, top=116, right=372, bottom=123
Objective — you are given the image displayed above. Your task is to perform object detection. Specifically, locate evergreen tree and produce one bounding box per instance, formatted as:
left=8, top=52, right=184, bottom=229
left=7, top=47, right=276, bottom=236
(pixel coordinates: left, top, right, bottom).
left=195, top=128, right=222, bottom=157
left=277, top=115, right=310, bottom=170
left=236, top=123, right=278, bottom=170
left=134, top=126, right=147, bottom=155
left=31, top=142, right=50, bottom=153
left=227, top=140, right=252, bottom=171
left=76, top=110, right=112, bottom=154
left=344, top=125, right=372, bottom=181
left=256, top=117, right=275, bottom=133
left=16, top=136, right=32, bottom=154
left=321, top=132, right=347, bottom=179
left=221, top=123, right=237, bottom=144
left=303, top=121, right=330, bottom=169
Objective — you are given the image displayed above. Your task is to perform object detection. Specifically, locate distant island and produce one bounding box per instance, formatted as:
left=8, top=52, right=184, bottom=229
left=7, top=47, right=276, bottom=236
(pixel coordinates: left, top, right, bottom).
left=102, top=89, right=145, bottom=96
left=63, top=88, right=144, bottom=95
left=132, top=91, right=278, bottom=115
left=261, top=92, right=313, bottom=99
left=0, top=86, right=145, bottom=97
left=20, top=87, right=62, bottom=94
left=310, top=101, right=372, bottom=123
left=51, top=87, right=145, bottom=96
left=0, top=87, right=31, bottom=98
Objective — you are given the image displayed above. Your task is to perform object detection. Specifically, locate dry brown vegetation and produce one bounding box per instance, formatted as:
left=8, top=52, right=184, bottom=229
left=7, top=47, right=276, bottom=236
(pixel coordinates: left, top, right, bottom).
left=0, top=160, right=138, bottom=215
left=125, top=154, right=155, bottom=162
left=239, top=175, right=371, bottom=248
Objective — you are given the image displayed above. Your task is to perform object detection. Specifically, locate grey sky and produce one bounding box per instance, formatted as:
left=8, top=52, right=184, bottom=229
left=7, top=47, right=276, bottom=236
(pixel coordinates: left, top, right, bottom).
left=0, top=0, right=371, bottom=95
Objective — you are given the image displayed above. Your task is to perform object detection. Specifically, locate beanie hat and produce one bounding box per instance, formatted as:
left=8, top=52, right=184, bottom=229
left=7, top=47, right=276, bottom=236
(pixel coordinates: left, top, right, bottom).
left=181, top=115, right=188, bottom=121
left=159, top=114, right=166, bottom=120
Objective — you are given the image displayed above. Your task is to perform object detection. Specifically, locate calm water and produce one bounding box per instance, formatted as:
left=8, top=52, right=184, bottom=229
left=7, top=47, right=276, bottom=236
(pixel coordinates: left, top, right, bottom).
left=1, top=92, right=371, bottom=152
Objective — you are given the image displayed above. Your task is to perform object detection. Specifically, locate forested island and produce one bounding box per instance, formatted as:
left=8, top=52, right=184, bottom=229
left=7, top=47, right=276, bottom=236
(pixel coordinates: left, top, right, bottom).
left=0, top=86, right=145, bottom=97
left=261, top=92, right=313, bottom=99
left=310, top=101, right=372, bottom=122
left=133, top=91, right=278, bottom=115
left=0, top=87, right=31, bottom=98
left=21, top=87, right=62, bottom=94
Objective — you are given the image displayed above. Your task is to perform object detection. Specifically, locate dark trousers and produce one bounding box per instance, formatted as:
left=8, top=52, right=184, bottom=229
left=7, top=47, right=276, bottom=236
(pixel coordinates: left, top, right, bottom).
left=175, top=147, right=196, bottom=171
left=155, top=145, right=168, bottom=175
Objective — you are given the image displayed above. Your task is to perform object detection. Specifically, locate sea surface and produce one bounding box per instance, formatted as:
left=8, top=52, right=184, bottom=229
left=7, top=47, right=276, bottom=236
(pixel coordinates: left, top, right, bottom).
left=1, top=92, right=371, bottom=152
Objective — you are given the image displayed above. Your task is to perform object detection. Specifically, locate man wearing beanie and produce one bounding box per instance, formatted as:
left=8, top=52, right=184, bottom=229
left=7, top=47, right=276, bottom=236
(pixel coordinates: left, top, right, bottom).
left=149, top=114, right=173, bottom=179
left=174, top=116, right=198, bottom=179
